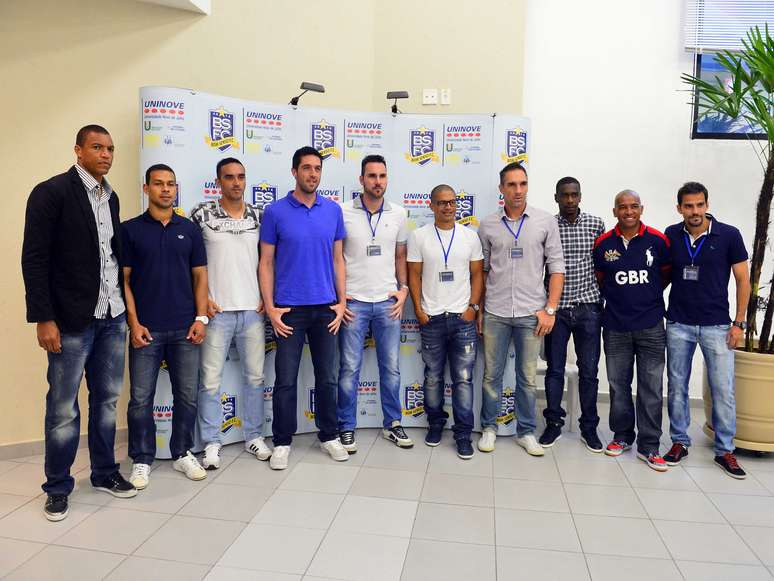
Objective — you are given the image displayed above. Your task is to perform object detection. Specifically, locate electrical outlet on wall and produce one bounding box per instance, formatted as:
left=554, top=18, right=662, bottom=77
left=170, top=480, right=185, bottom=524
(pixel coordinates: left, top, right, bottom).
left=440, top=88, right=452, bottom=105
left=422, top=89, right=438, bottom=105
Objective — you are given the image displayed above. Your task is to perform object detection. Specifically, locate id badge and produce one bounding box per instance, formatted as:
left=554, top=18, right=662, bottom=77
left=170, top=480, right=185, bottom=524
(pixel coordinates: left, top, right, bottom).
left=366, top=244, right=382, bottom=257
left=683, top=265, right=700, bottom=281
left=439, top=271, right=455, bottom=282
left=510, top=247, right=524, bottom=259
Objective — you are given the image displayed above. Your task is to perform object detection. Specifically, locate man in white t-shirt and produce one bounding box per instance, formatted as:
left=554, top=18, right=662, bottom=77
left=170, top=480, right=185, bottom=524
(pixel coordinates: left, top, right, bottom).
left=338, top=155, right=412, bottom=453
left=190, top=158, right=270, bottom=469
left=407, top=184, right=484, bottom=459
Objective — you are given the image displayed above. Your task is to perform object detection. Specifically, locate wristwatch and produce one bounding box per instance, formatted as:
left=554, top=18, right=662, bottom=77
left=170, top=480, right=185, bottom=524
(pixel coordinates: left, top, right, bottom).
left=195, top=315, right=210, bottom=326
left=468, top=303, right=480, bottom=312
left=545, top=307, right=557, bottom=316
left=732, top=320, right=747, bottom=330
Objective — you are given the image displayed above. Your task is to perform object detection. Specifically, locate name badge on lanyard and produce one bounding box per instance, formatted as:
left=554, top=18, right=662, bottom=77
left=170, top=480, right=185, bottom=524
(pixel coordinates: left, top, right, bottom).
left=362, top=195, right=384, bottom=258
left=683, top=232, right=706, bottom=282
left=502, top=214, right=526, bottom=259
left=366, top=244, right=382, bottom=256
left=439, top=271, right=455, bottom=282
left=434, top=225, right=456, bottom=283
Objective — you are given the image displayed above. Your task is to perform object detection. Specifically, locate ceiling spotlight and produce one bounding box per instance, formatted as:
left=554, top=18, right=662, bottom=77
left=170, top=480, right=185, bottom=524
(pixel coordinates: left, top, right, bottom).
left=387, top=90, right=409, bottom=114
left=289, top=82, right=325, bottom=106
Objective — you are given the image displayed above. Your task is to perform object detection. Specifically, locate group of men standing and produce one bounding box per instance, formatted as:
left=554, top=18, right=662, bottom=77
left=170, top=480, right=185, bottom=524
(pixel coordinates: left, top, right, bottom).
left=22, top=124, right=750, bottom=523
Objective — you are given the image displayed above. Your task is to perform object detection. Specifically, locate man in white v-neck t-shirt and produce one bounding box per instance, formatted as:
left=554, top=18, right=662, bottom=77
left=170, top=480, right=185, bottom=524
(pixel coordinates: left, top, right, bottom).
left=407, top=184, right=484, bottom=460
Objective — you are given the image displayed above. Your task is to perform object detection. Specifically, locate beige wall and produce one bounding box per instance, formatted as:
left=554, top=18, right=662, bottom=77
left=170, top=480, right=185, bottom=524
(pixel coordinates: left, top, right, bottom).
left=0, top=0, right=526, bottom=447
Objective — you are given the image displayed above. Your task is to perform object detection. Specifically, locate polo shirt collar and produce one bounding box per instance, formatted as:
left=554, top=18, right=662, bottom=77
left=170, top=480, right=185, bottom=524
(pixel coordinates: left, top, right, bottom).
left=682, top=214, right=714, bottom=239
left=353, top=194, right=391, bottom=212
left=142, top=209, right=181, bottom=225
left=287, top=191, right=321, bottom=208
left=500, top=205, right=530, bottom=222
left=614, top=221, right=646, bottom=238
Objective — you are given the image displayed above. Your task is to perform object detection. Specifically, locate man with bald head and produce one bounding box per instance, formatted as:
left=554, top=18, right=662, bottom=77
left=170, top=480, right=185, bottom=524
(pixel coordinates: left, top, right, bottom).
left=407, top=184, right=484, bottom=459
left=593, top=190, right=671, bottom=471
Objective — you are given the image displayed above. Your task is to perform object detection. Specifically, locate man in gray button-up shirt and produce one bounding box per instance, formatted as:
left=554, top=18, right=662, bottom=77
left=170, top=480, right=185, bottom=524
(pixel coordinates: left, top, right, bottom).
left=476, top=162, right=565, bottom=456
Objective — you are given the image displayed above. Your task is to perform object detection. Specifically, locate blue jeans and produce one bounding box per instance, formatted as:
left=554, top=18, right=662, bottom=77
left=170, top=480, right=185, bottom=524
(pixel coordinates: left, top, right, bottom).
left=198, top=310, right=266, bottom=444
left=481, top=312, right=541, bottom=437
left=338, top=299, right=402, bottom=431
left=420, top=313, right=477, bottom=440
left=544, top=303, right=602, bottom=433
left=603, top=322, right=665, bottom=455
left=667, top=322, right=736, bottom=455
left=128, top=328, right=200, bottom=463
left=43, top=313, right=127, bottom=496
left=273, top=305, right=338, bottom=446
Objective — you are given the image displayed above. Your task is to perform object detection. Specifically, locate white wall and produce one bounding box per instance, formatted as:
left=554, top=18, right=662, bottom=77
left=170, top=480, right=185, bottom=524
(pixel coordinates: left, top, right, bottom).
left=523, top=0, right=763, bottom=396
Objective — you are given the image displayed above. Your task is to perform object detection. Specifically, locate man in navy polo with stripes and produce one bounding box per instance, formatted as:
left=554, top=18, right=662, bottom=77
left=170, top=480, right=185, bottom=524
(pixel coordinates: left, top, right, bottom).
left=663, top=182, right=750, bottom=479
left=593, top=189, right=671, bottom=471
left=259, top=146, right=349, bottom=470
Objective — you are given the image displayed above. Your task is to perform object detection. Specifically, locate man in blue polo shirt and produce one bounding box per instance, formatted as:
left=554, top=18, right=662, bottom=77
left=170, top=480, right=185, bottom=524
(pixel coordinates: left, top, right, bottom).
left=259, top=146, right=348, bottom=470
left=122, top=164, right=209, bottom=488
left=593, top=190, right=670, bottom=471
left=663, top=182, right=750, bottom=479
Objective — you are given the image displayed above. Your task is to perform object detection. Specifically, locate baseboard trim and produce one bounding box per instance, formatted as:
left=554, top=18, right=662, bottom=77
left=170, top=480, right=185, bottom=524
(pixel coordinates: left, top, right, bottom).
left=0, top=428, right=128, bottom=461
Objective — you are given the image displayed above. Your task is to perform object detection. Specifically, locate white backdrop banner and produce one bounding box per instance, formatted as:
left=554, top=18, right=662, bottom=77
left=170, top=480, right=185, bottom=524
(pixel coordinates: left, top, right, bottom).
left=140, top=86, right=531, bottom=458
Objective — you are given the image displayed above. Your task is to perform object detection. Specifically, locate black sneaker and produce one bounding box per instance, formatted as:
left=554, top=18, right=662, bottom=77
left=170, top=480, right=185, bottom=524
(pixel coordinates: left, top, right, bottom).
left=44, top=494, right=69, bottom=522
left=580, top=431, right=604, bottom=453
left=92, top=471, right=138, bottom=498
left=339, top=430, right=357, bottom=454
left=456, top=439, right=474, bottom=460
left=664, top=443, right=689, bottom=466
left=425, top=426, right=443, bottom=447
left=382, top=424, right=414, bottom=448
left=714, top=452, right=747, bottom=479
left=539, top=423, right=562, bottom=448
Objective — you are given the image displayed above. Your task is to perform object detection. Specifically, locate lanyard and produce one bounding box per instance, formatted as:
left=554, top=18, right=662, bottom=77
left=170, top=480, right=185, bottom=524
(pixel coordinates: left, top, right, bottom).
left=434, top=225, right=456, bottom=268
left=502, top=214, right=526, bottom=244
left=361, top=195, right=384, bottom=241
left=683, top=232, right=707, bottom=265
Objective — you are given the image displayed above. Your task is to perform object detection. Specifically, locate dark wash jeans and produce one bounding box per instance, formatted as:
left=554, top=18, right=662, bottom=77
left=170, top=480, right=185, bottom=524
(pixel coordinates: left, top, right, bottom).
left=603, top=321, right=666, bottom=455
left=420, top=313, right=477, bottom=440
left=273, top=305, right=339, bottom=446
left=544, top=303, right=602, bottom=433
left=128, top=328, right=200, bottom=463
left=43, top=313, right=126, bottom=496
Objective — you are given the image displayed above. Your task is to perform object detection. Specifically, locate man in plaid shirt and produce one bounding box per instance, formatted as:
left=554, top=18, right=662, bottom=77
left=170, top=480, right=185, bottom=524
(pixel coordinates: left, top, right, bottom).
left=540, top=177, right=606, bottom=452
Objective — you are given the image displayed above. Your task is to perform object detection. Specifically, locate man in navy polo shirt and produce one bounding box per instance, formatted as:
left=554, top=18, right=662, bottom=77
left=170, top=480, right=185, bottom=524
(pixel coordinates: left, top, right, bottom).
left=663, top=182, right=750, bottom=479
left=593, top=190, right=671, bottom=471
left=122, top=164, right=209, bottom=488
left=259, top=146, right=349, bottom=470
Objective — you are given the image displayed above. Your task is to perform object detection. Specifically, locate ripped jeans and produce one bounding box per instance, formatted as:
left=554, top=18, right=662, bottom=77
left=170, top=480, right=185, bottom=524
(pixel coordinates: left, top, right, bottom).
left=420, top=313, right=477, bottom=440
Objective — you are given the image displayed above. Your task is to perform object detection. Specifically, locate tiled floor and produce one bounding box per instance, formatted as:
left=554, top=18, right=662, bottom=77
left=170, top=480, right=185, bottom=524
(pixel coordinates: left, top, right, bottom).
left=0, top=406, right=773, bottom=580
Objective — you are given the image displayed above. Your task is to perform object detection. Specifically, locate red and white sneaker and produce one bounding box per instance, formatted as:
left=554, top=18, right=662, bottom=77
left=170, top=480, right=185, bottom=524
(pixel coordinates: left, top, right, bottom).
left=604, top=440, right=632, bottom=457
left=637, top=451, right=668, bottom=472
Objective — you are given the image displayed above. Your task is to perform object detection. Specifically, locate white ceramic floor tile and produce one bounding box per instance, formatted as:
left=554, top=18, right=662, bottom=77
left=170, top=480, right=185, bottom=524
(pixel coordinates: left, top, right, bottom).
left=0, top=497, right=99, bottom=543
left=0, top=463, right=45, bottom=496
left=573, top=514, right=669, bottom=558
left=252, top=490, right=344, bottom=529
left=619, top=462, right=700, bottom=491
left=585, top=554, right=682, bottom=581
left=420, top=472, right=493, bottom=507
left=279, top=463, right=360, bottom=494
left=330, top=495, right=417, bottom=537
left=106, top=476, right=203, bottom=513
left=0, top=493, right=34, bottom=518
left=212, top=457, right=290, bottom=489
left=635, top=487, right=725, bottom=523
left=0, top=537, right=45, bottom=577
left=106, top=555, right=209, bottom=580
left=364, top=441, right=432, bottom=472
left=495, top=546, right=590, bottom=580
left=565, top=482, right=647, bottom=518
left=492, top=450, right=562, bottom=482
left=428, top=444, right=493, bottom=477
left=308, top=531, right=409, bottom=581
left=0, top=461, right=22, bottom=476
left=400, top=538, right=495, bottom=581
left=178, top=482, right=272, bottom=522
left=68, top=474, right=115, bottom=506
left=709, top=493, right=774, bottom=526
left=653, top=519, right=759, bottom=564
left=557, top=458, right=629, bottom=486
left=493, top=478, right=569, bottom=512
left=677, top=560, right=774, bottom=580
left=4, top=544, right=124, bottom=581
left=735, top=525, right=774, bottom=565
left=348, top=466, right=425, bottom=500
left=135, top=515, right=245, bottom=565
left=218, top=523, right=324, bottom=574
left=495, top=508, right=581, bottom=552
left=686, top=466, right=772, bottom=496
left=206, top=567, right=301, bottom=580
left=411, top=502, right=495, bottom=544
left=752, top=470, right=774, bottom=494
left=54, top=506, right=169, bottom=553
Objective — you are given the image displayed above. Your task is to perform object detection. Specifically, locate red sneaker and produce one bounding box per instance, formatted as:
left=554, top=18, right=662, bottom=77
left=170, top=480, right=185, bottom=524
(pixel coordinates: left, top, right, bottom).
left=637, top=452, right=668, bottom=472
left=604, top=440, right=632, bottom=457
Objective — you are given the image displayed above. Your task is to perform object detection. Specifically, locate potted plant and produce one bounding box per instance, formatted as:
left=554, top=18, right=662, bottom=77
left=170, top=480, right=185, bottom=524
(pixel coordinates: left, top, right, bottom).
left=681, top=24, right=774, bottom=452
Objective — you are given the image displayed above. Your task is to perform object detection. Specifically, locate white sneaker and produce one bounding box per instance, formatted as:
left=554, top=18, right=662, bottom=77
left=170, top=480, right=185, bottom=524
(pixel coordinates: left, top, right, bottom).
left=516, top=434, right=545, bottom=457
left=202, top=442, right=221, bottom=470
left=270, top=445, right=291, bottom=470
left=321, top=438, right=350, bottom=462
left=478, top=428, right=496, bottom=452
left=173, top=451, right=207, bottom=481
left=245, top=437, right=272, bottom=461
left=129, top=463, right=150, bottom=490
